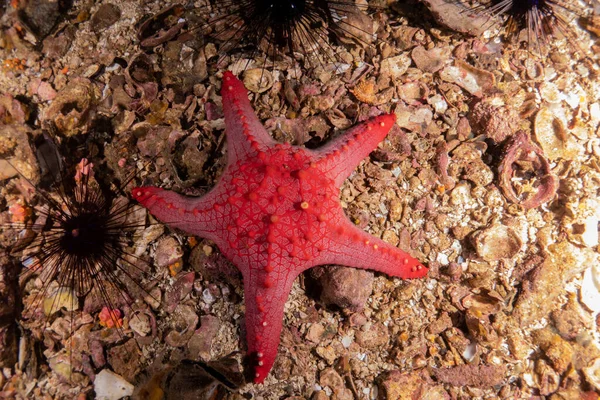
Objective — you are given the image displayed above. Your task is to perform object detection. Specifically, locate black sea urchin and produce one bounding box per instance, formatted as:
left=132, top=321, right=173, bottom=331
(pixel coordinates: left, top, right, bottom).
left=196, top=0, right=378, bottom=69
left=1, top=147, right=152, bottom=337
left=470, top=0, right=586, bottom=54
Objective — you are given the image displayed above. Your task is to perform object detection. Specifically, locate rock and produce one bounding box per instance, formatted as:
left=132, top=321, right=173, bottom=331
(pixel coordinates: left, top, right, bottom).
left=420, top=0, right=489, bottom=36
left=137, top=4, right=187, bottom=48
left=0, top=325, right=16, bottom=368
left=316, top=345, right=337, bottom=364
left=29, top=79, right=57, bottom=101
left=411, top=46, right=450, bottom=73
left=90, top=340, right=106, bottom=368
left=333, top=4, right=375, bottom=45
left=165, top=304, right=199, bottom=347
left=0, top=124, right=38, bottom=181
left=450, top=182, right=472, bottom=206
left=129, top=311, right=152, bottom=337
left=551, top=298, right=592, bottom=340
left=427, top=312, right=453, bottom=335
left=154, top=236, right=184, bottom=269
left=91, top=4, right=121, bottom=32
left=320, top=368, right=352, bottom=400
left=311, top=266, right=374, bottom=312
left=306, top=322, right=326, bottom=343
left=469, top=100, right=519, bottom=144
left=456, top=117, right=472, bottom=140
left=0, top=94, right=28, bottom=124
left=107, top=340, right=141, bottom=382
left=44, top=286, right=78, bottom=316
left=534, top=359, right=560, bottom=396
left=564, top=197, right=600, bottom=248
left=312, top=391, right=329, bottom=400
left=377, top=370, right=445, bottom=400
left=514, top=241, right=597, bottom=325
left=18, top=0, right=61, bottom=40
left=433, top=364, right=506, bottom=387
left=0, top=256, right=17, bottom=369
left=83, top=281, right=131, bottom=314
left=463, top=159, right=494, bottom=187
left=94, top=369, right=134, bottom=400
left=351, top=79, right=394, bottom=106
left=0, top=275, right=16, bottom=320
left=163, top=359, right=243, bottom=400
left=187, top=315, right=221, bottom=361
left=394, top=105, right=433, bottom=134
left=48, top=352, right=88, bottom=384
left=42, top=25, right=76, bottom=59
left=43, top=78, right=101, bottom=136
left=165, top=271, right=195, bottom=312
left=355, top=322, right=389, bottom=349
left=533, top=329, right=574, bottom=374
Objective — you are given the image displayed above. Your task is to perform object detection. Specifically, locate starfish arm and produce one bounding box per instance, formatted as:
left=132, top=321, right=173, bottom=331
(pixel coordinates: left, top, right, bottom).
left=221, top=71, right=276, bottom=163
left=242, top=267, right=299, bottom=384
left=314, top=219, right=427, bottom=279
left=131, top=186, right=220, bottom=241
left=313, top=114, right=396, bottom=186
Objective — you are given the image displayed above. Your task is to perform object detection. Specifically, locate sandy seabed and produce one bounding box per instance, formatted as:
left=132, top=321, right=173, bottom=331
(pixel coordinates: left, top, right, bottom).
left=0, top=0, right=599, bottom=399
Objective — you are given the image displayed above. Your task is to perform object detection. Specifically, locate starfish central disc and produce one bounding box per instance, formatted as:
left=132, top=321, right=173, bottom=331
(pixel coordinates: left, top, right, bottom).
left=223, top=145, right=336, bottom=265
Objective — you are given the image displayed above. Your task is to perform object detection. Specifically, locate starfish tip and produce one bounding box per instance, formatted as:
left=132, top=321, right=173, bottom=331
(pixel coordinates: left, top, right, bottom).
left=223, top=70, right=236, bottom=81
left=221, top=71, right=246, bottom=98
left=253, top=365, right=269, bottom=384
left=378, top=113, right=397, bottom=127
left=408, top=261, right=429, bottom=279
left=131, top=186, right=151, bottom=202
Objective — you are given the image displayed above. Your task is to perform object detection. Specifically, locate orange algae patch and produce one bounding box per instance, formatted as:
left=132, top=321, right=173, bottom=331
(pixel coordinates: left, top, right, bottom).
left=99, top=307, right=123, bottom=328
left=8, top=201, right=31, bottom=223
left=168, top=261, right=183, bottom=276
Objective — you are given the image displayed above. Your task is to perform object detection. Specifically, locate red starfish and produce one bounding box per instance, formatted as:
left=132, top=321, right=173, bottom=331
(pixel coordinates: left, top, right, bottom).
left=133, top=72, right=427, bottom=383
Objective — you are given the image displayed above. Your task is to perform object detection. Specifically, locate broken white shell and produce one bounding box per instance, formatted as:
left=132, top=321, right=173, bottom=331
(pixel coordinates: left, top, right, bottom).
left=575, top=215, right=599, bottom=248
left=472, top=224, right=522, bottom=262
left=380, top=53, right=411, bottom=79
left=450, top=182, right=473, bottom=207
left=583, top=358, right=600, bottom=391
left=566, top=198, right=600, bottom=248
left=94, top=369, right=134, bottom=400
left=580, top=264, right=600, bottom=313
left=539, top=82, right=561, bottom=104
left=44, top=287, right=78, bottom=316
left=129, top=311, right=152, bottom=337
left=243, top=68, right=274, bottom=94
left=439, top=60, right=495, bottom=97
left=534, top=106, right=579, bottom=161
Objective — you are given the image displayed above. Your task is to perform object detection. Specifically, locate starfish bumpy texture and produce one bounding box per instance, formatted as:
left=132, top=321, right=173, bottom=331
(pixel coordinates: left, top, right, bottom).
left=133, top=71, right=427, bottom=383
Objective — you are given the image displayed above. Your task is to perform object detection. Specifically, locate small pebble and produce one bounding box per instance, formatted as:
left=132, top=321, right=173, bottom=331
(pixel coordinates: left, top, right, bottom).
left=202, top=288, right=216, bottom=304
